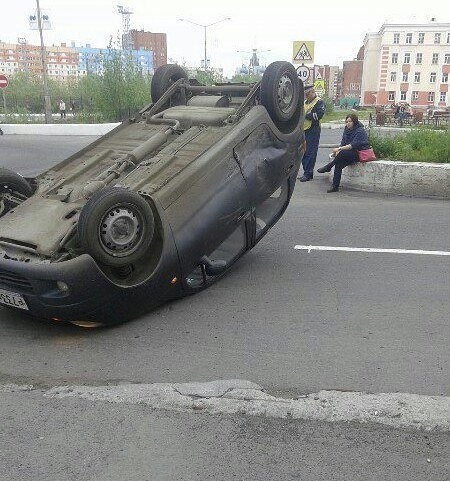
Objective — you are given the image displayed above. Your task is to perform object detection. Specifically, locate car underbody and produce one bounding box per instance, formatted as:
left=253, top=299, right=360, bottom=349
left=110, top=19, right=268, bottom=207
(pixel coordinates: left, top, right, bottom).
left=0, top=62, right=305, bottom=325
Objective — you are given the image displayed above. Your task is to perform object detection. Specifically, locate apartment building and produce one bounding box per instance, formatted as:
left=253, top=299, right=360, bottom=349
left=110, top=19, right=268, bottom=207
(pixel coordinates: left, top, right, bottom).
left=0, top=41, right=79, bottom=80
left=317, top=65, right=340, bottom=101
left=340, top=46, right=364, bottom=102
left=76, top=44, right=153, bottom=75
left=0, top=41, right=153, bottom=80
left=129, top=29, right=167, bottom=70
left=361, top=20, right=450, bottom=107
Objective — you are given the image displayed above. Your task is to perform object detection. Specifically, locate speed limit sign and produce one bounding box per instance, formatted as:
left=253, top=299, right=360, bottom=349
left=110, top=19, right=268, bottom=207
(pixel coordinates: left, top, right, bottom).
left=296, top=65, right=310, bottom=83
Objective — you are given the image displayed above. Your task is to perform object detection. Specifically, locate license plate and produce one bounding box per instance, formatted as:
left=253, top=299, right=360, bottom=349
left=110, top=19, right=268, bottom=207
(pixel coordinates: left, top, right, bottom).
left=0, top=288, right=29, bottom=310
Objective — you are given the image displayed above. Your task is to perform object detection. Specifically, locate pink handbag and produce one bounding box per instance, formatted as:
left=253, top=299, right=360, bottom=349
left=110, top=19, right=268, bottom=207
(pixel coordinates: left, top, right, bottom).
left=358, top=148, right=376, bottom=162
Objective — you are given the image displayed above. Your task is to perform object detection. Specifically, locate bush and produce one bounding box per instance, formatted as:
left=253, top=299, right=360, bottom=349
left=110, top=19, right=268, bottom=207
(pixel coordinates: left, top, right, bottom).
left=369, top=128, right=450, bottom=163
left=322, top=94, right=334, bottom=114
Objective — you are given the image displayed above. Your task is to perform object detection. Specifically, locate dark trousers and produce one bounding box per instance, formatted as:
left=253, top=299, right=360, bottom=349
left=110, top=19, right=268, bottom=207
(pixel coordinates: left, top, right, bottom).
left=326, top=149, right=359, bottom=187
left=302, top=126, right=321, bottom=178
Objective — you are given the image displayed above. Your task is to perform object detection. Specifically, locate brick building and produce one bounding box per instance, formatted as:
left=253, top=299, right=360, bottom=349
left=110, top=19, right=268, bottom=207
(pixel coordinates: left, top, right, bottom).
left=361, top=20, right=450, bottom=108
left=340, top=46, right=364, bottom=102
left=129, top=29, right=167, bottom=69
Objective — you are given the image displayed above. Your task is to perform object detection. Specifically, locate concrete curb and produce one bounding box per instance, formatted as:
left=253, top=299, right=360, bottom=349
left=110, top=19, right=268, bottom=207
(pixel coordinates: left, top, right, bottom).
left=330, top=160, right=450, bottom=199
left=0, top=123, right=119, bottom=136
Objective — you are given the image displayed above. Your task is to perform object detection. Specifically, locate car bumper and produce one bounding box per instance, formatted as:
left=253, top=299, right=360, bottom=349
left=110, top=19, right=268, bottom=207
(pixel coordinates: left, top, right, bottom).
left=0, top=254, right=180, bottom=325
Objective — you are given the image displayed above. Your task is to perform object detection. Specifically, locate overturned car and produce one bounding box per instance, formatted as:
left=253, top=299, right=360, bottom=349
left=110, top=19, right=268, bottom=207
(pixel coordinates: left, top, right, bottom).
left=0, top=61, right=305, bottom=326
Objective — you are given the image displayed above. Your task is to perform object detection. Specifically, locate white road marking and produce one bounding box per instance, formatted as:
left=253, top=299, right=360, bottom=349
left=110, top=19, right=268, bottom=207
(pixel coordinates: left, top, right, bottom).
left=294, top=245, right=450, bottom=256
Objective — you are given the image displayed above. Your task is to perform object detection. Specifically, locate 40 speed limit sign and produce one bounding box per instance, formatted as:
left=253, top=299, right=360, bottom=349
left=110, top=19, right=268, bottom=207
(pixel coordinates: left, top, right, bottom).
left=296, top=65, right=310, bottom=83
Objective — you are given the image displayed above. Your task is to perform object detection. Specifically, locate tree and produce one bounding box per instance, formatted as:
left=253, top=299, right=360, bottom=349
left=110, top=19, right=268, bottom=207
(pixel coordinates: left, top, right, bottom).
left=322, top=93, right=334, bottom=114
left=231, top=73, right=262, bottom=83
left=4, top=72, right=43, bottom=113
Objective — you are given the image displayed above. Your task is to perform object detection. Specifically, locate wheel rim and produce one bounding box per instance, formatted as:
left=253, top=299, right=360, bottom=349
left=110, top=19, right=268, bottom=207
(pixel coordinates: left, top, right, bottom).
left=99, top=204, right=143, bottom=257
left=277, top=74, right=294, bottom=114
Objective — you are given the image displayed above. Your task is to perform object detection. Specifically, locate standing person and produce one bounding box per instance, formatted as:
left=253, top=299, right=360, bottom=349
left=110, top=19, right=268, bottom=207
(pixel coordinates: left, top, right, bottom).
left=298, top=85, right=325, bottom=182
left=59, top=100, right=66, bottom=119
left=317, top=113, right=370, bottom=193
left=70, top=100, right=76, bottom=116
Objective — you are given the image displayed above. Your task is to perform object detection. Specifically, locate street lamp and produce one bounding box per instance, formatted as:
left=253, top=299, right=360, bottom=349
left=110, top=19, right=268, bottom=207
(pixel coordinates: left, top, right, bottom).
left=179, top=17, right=230, bottom=71
left=30, top=0, right=52, bottom=123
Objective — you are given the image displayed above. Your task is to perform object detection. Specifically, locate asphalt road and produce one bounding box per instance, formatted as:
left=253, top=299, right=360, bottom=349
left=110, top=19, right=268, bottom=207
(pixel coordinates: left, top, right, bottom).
left=0, top=132, right=449, bottom=480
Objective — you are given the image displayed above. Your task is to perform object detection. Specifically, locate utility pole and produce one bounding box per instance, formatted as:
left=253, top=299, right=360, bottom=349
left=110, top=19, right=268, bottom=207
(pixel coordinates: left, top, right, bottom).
left=35, top=0, right=52, bottom=123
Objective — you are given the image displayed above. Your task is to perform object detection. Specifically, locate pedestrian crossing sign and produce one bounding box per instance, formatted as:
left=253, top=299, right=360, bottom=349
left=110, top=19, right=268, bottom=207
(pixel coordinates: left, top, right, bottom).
left=293, top=41, right=315, bottom=64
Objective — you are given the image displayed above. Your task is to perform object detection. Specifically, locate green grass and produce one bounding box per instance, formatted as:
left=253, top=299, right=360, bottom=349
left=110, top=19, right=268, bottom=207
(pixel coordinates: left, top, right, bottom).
left=368, top=128, right=450, bottom=163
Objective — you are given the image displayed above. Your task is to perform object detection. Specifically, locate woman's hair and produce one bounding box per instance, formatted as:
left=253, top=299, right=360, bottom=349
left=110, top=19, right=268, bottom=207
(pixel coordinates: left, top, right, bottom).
left=345, top=113, right=359, bottom=125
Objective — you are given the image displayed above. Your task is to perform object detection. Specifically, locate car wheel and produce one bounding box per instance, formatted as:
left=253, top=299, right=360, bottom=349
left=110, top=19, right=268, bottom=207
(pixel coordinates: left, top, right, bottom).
left=151, top=64, right=188, bottom=106
left=260, top=61, right=302, bottom=132
left=0, top=167, right=33, bottom=216
left=78, top=187, right=155, bottom=268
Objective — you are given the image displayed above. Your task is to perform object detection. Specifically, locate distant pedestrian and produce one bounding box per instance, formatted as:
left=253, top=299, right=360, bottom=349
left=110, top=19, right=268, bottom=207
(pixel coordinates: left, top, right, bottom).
left=298, top=85, right=325, bottom=182
left=317, top=113, right=372, bottom=193
left=70, top=100, right=76, bottom=116
left=59, top=100, right=66, bottom=119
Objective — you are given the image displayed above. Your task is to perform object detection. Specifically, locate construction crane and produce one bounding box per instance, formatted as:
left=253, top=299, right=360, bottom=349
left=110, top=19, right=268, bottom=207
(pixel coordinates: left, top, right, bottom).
left=117, top=4, right=133, bottom=50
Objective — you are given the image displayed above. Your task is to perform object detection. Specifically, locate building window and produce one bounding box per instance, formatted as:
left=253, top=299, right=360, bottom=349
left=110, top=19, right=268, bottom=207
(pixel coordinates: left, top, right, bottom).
left=393, top=33, right=400, bottom=44
left=392, top=53, right=398, bottom=64
left=434, top=33, right=441, bottom=44
left=430, top=72, right=436, bottom=82
left=443, top=73, right=449, bottom=83
left=432, top=53, right=439, bottom=64
left=388, top=91, right=395, bottom=101
left=428, top=92, right=435, bottom=102
left=412, top=91, right=419, bottom=101
left=414, top=72, right=420, bottom=82
left=402, top=72, right=409, bottom=82
left=418, top=33, right=425, bottom=44
left=445, top=54, right=450, bottom=64
left=404, top=53, right=410, bottom=64
left=390, top=71, right=397, bottom=82
left=406, top=33, right=412, bottom=44
left=440, top=92, right=447, bottom=102
left=400, top=91, right=407, bottom=101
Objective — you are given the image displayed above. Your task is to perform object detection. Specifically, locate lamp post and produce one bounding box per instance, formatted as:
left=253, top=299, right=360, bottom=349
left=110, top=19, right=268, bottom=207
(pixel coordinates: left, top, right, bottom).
left=179, top=17, right=230, bottom=71
left=33, top=0, right=52, bottom=123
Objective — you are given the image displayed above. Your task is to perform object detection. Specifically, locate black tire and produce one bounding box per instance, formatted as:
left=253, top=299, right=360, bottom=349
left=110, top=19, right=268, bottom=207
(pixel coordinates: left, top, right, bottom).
left=151, top=64, right=188, bottom=105
left=78, top=187, right=155, bottom=268
left=0, top=167, right=33, bottom=197
left=260, top=61, right=302, bottom=132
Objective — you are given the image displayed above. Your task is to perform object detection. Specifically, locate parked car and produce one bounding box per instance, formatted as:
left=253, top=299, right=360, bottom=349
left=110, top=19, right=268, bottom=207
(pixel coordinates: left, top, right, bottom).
left=0, top=61, right=305, bottom=326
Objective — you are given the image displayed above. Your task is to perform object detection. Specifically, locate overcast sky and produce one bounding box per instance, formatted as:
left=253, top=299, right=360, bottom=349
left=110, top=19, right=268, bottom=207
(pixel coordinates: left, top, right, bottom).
left=1, top=0, right=447, bottom=76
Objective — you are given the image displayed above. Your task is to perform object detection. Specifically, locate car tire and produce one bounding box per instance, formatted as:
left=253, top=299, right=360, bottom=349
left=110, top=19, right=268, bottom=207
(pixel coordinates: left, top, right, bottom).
left=151, top=64, right=188, bottom=105
left=0, top=167, right=33, bottom=197
left=0, top=168, right=33, bottom=216
left=78, top=187, right=155, bottom=268
left=260, top=61, right=302, bottom=132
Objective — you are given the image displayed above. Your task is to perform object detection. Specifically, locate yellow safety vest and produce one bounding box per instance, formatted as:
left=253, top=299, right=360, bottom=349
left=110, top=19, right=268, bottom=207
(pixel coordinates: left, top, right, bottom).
left=303, top=96, right=321, bottom=131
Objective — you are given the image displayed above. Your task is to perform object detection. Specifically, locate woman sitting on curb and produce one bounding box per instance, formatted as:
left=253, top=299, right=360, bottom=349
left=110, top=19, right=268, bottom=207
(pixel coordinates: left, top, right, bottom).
left=317, top=113, right=370, bottom=193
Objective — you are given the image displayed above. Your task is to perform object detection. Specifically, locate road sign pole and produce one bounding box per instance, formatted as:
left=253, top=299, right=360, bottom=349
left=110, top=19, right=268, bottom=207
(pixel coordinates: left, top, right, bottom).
left=2, top=89, right=5, bottom=112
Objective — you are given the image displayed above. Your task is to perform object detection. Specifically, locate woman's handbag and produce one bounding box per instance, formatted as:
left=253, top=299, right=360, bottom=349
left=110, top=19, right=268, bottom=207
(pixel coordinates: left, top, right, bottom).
left=358, top=148, right=376, bottom=162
